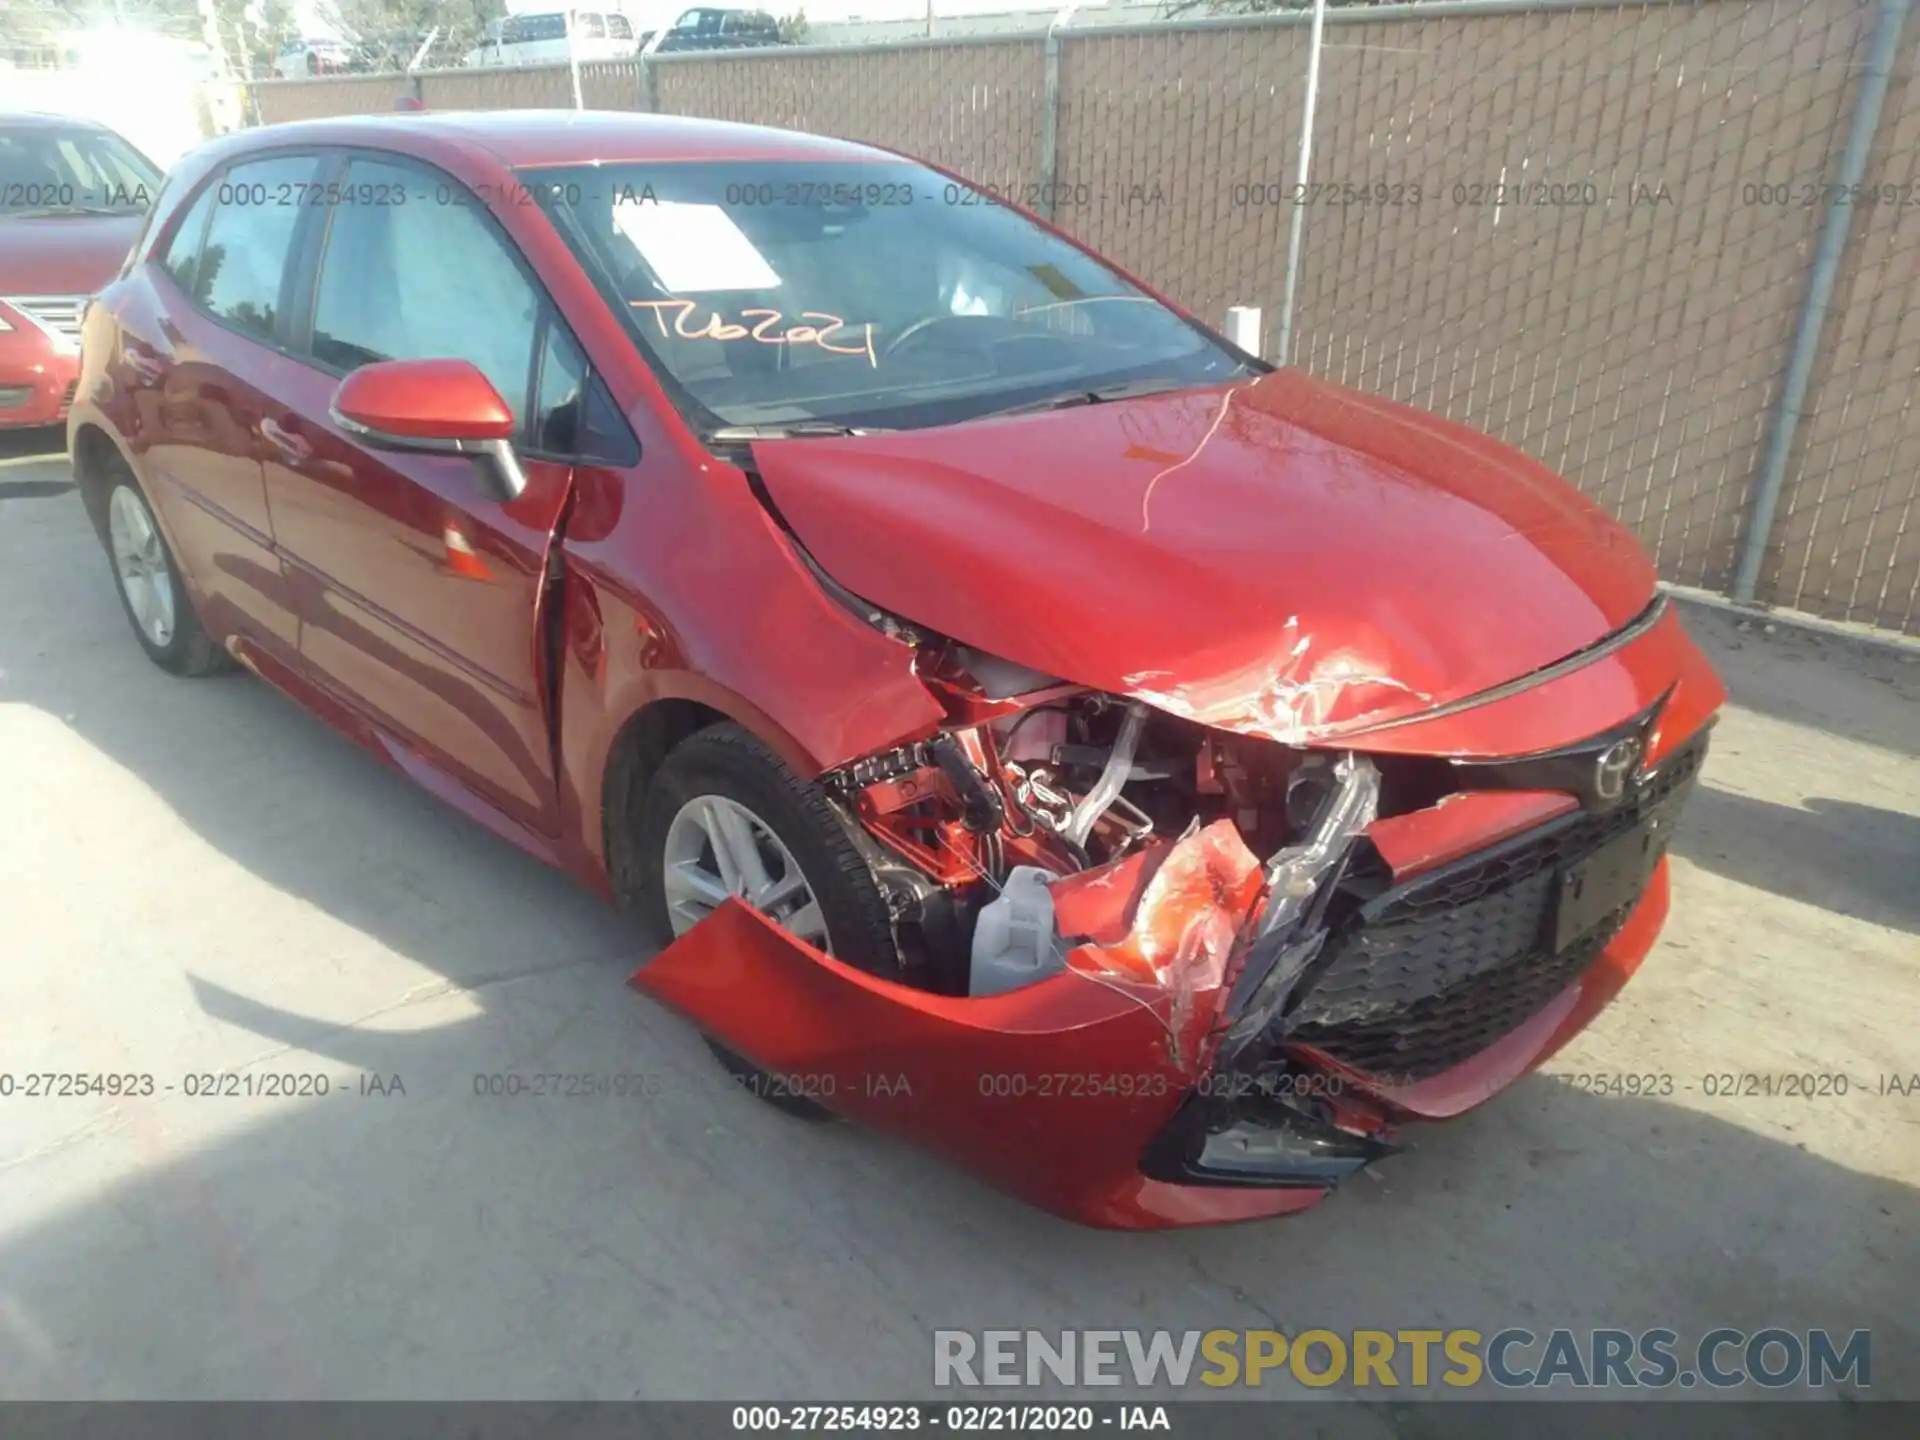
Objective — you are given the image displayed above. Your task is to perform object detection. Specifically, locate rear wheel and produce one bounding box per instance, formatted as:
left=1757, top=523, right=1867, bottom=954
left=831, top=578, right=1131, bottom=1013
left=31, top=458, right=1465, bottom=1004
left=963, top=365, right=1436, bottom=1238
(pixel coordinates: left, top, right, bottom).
left=637, top=723, right=900, bottom=1118
left=104, top=471, right=229, bottom=677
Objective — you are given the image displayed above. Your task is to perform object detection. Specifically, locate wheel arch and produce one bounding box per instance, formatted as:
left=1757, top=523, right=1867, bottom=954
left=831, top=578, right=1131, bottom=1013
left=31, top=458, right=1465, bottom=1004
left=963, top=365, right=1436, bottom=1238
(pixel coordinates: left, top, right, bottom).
left=598, top=694, right=730, bottom=910
left=592, top=657, right=891, bottom=909
left=68, top=421, right=127, bottom=545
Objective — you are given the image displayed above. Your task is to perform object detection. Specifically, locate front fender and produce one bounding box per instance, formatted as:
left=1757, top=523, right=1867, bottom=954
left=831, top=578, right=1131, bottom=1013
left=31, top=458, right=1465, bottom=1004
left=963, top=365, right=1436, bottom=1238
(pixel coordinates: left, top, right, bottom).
left=550, top=551, right=945, bottom=894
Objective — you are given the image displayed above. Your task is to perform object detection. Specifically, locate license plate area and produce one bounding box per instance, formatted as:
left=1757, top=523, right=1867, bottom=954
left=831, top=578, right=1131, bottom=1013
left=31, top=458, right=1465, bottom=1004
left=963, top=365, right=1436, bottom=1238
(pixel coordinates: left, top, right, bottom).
left=1552, top=816, right=1666, bottom=951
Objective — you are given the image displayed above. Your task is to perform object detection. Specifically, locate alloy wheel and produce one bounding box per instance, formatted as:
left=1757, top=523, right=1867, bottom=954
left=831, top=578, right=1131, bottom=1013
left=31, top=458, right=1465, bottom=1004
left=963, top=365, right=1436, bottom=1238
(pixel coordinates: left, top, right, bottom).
left=108, top=486, right=176, bottom=649
left=661, top=794, right=832, bottom=949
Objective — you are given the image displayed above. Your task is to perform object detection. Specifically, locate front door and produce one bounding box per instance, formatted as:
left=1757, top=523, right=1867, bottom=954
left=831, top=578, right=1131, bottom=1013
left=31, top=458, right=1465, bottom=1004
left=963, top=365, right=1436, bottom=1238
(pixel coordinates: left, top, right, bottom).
left=256, top=153, right=575, bottom=837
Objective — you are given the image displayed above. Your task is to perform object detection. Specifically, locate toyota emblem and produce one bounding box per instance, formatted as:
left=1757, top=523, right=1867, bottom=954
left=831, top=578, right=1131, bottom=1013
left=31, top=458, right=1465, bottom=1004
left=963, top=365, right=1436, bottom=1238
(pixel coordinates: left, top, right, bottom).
left=1593, top=738, right=1643, bottom=806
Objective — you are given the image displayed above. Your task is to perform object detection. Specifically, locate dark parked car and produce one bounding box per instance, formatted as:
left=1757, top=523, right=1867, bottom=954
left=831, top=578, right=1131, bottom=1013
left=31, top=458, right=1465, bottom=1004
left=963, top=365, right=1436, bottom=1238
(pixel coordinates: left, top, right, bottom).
left=69, top=111, right=1724, bottom=1228
left=653, top=7, right=782, bottom=52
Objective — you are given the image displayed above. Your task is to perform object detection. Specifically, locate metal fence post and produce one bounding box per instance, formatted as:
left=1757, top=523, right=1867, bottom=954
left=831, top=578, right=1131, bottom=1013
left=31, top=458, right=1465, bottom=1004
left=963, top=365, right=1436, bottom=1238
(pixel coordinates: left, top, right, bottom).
left=1731, top=0, right=1912, bottom=605
left=639, top=31, right=664, bottom=113
left=1037, top=3, right=1082, bottom=221
left=1275, top=0, right=1328, bottom=367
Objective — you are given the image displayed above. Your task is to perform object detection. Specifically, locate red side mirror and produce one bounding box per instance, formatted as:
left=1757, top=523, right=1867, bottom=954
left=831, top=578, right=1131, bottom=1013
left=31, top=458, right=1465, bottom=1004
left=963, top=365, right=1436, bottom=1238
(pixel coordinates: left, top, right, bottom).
left=332, top=358, right=515, bottom=443
left=331, top=359, right=526, bottom=500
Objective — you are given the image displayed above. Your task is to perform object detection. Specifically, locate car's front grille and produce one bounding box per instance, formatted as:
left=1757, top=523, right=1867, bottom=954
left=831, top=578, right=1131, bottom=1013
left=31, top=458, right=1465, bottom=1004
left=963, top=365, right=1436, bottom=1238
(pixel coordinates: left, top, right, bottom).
left=1, top=295, right=88, bottom=349
left=58, top=379, right=76, bottom=413
left=1283, top=731, right=1708, bottom=1081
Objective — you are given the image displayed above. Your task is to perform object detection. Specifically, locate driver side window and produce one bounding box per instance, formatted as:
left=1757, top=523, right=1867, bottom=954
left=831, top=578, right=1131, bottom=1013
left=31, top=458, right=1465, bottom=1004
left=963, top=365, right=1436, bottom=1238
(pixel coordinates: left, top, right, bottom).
left=308, top=156, right=540, bottom=424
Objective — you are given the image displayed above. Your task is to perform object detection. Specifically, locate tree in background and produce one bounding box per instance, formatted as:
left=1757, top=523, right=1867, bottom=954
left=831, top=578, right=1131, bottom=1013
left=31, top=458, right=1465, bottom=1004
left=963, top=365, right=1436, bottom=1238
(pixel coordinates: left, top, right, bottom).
left=776, top=9, right=807, bottom=44
left=246, top=0, right=296, bottom=58
left=320, top=0, right=504, bottom=70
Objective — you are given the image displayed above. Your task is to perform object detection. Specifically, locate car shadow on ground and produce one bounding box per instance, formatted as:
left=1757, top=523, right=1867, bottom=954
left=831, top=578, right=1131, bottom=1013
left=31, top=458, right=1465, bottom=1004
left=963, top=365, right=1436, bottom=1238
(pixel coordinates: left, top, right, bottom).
left=1673, top=603, right=1920, bottom=760
left=0, top=427, right=75, bottom=494
left=1675, top=789, right=1920, bottom=936
left=0, top=426, right=67, bottom=458
left=1, top=453, right=1913, bottom=1406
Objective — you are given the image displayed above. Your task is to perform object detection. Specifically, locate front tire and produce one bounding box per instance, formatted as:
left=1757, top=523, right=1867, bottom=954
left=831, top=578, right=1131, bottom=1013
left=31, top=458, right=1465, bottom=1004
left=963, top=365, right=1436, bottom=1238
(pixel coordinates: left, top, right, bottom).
left=103, top=470, right=229, bottom=677
left=636, top=723, right=901, bottom=1117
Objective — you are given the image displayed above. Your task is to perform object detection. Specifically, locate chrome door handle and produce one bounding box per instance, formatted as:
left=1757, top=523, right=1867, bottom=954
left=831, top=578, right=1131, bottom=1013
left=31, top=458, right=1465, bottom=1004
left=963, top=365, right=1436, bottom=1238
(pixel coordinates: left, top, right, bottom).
left=259, top=416, right=313, bottom=465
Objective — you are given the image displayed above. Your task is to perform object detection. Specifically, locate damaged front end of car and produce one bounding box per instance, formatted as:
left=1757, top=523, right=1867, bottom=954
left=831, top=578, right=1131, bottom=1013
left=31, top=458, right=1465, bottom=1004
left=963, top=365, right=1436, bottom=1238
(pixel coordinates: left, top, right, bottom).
left=629, top=378, right=1727, bottom=1227
left=632, top=608, right=1715, bottom=1228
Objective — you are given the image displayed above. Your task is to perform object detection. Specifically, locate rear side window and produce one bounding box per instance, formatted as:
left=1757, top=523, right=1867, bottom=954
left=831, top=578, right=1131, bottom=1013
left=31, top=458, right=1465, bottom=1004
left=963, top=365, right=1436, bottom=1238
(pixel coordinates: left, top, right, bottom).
left=608, top=14, right=633, bottom=38
left=158, top=185, right=215, bottom=294
left=191, top=155, right=317, bottom=342
left=308, top=156, right=540, bottom=422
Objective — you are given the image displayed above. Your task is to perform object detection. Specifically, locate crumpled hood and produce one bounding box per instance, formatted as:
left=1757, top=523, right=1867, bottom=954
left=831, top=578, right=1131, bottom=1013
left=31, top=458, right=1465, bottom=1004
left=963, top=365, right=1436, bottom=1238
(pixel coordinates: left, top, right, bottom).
left=752, top=368, right=1657, bottom=743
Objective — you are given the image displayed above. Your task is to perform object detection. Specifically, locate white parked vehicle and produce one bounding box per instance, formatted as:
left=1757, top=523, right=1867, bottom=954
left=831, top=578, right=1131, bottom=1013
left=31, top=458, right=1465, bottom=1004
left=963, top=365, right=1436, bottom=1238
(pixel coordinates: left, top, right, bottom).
left=271, top=37, right=356, bottom=78
left=465, top=11, right=640, bottom=67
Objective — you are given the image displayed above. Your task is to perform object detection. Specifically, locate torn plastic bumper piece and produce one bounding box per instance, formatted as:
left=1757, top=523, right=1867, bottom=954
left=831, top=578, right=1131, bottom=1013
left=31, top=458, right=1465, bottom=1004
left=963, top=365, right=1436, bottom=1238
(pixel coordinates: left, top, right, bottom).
left=630, top=818, right=1353, bottom=1228
left=627, top=735, right=1690, bottom=1225
left=630, top=901, right=1323, bottom=1228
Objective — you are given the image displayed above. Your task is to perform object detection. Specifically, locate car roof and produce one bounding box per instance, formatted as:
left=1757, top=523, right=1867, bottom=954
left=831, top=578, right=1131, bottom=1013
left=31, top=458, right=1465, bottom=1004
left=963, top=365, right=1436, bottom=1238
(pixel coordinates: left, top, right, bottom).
left=219, top=110, right=892, bottom=171
left=0, top=112, right=116, bottom=133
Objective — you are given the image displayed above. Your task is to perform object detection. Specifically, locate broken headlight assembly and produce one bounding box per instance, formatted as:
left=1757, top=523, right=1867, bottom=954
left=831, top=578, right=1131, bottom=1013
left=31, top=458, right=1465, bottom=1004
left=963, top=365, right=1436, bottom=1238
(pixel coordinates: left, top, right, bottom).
left=823, top=638, right=1390, bottom=1009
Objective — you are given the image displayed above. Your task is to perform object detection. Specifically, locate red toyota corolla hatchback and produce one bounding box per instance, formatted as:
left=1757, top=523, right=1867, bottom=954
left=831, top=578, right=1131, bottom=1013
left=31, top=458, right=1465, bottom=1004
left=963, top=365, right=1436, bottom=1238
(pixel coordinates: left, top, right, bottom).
left=69, top=111, right=1724, bottom=1228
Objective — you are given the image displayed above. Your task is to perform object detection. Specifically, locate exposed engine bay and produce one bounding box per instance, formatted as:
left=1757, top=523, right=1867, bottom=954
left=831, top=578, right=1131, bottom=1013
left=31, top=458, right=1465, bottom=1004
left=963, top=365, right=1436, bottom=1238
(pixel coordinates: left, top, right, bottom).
left=823, top=638, right=1398, bottom=1004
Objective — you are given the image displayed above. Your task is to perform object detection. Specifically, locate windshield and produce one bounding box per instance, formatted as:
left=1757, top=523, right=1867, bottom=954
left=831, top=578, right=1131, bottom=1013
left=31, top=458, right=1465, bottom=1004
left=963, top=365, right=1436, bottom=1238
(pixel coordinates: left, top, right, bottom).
left=528, top=159, right=1250, bottom=434
left=0, top=125, right=162, bottom=216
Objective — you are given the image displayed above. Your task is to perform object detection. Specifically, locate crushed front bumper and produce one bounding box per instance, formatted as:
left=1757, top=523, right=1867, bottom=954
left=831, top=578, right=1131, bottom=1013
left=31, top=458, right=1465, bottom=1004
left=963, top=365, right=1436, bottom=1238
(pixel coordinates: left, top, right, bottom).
left=630, top=608, right=1722, bottom=1228
left=631, top=743, right=1690, bottom=1229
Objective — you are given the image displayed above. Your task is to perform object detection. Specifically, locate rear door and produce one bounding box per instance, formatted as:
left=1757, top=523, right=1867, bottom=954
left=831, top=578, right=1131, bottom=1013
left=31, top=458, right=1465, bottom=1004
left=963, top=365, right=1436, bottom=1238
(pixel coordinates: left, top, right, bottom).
left=130, top=152, right=321, bottom=659
left=254, top=151, right=626, bottom=838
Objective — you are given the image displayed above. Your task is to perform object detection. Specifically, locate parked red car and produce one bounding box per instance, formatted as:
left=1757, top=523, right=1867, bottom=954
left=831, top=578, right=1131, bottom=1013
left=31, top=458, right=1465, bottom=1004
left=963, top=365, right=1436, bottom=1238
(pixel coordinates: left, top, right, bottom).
left=69, top=112, right=1724, bottom=1229
left=1, top=114, right=161, bottom=429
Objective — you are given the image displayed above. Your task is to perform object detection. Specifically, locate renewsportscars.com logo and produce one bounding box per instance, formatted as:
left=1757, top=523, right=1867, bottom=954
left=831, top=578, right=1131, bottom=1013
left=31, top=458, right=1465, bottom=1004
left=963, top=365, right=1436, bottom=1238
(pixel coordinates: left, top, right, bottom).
left=932, top=1328, right=1871, bottom=1391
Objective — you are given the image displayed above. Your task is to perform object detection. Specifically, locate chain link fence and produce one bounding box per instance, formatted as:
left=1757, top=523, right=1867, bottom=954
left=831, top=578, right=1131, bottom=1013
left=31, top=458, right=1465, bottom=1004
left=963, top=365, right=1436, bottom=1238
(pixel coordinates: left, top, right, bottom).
left=246, top=0, right=1920, bottom=636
